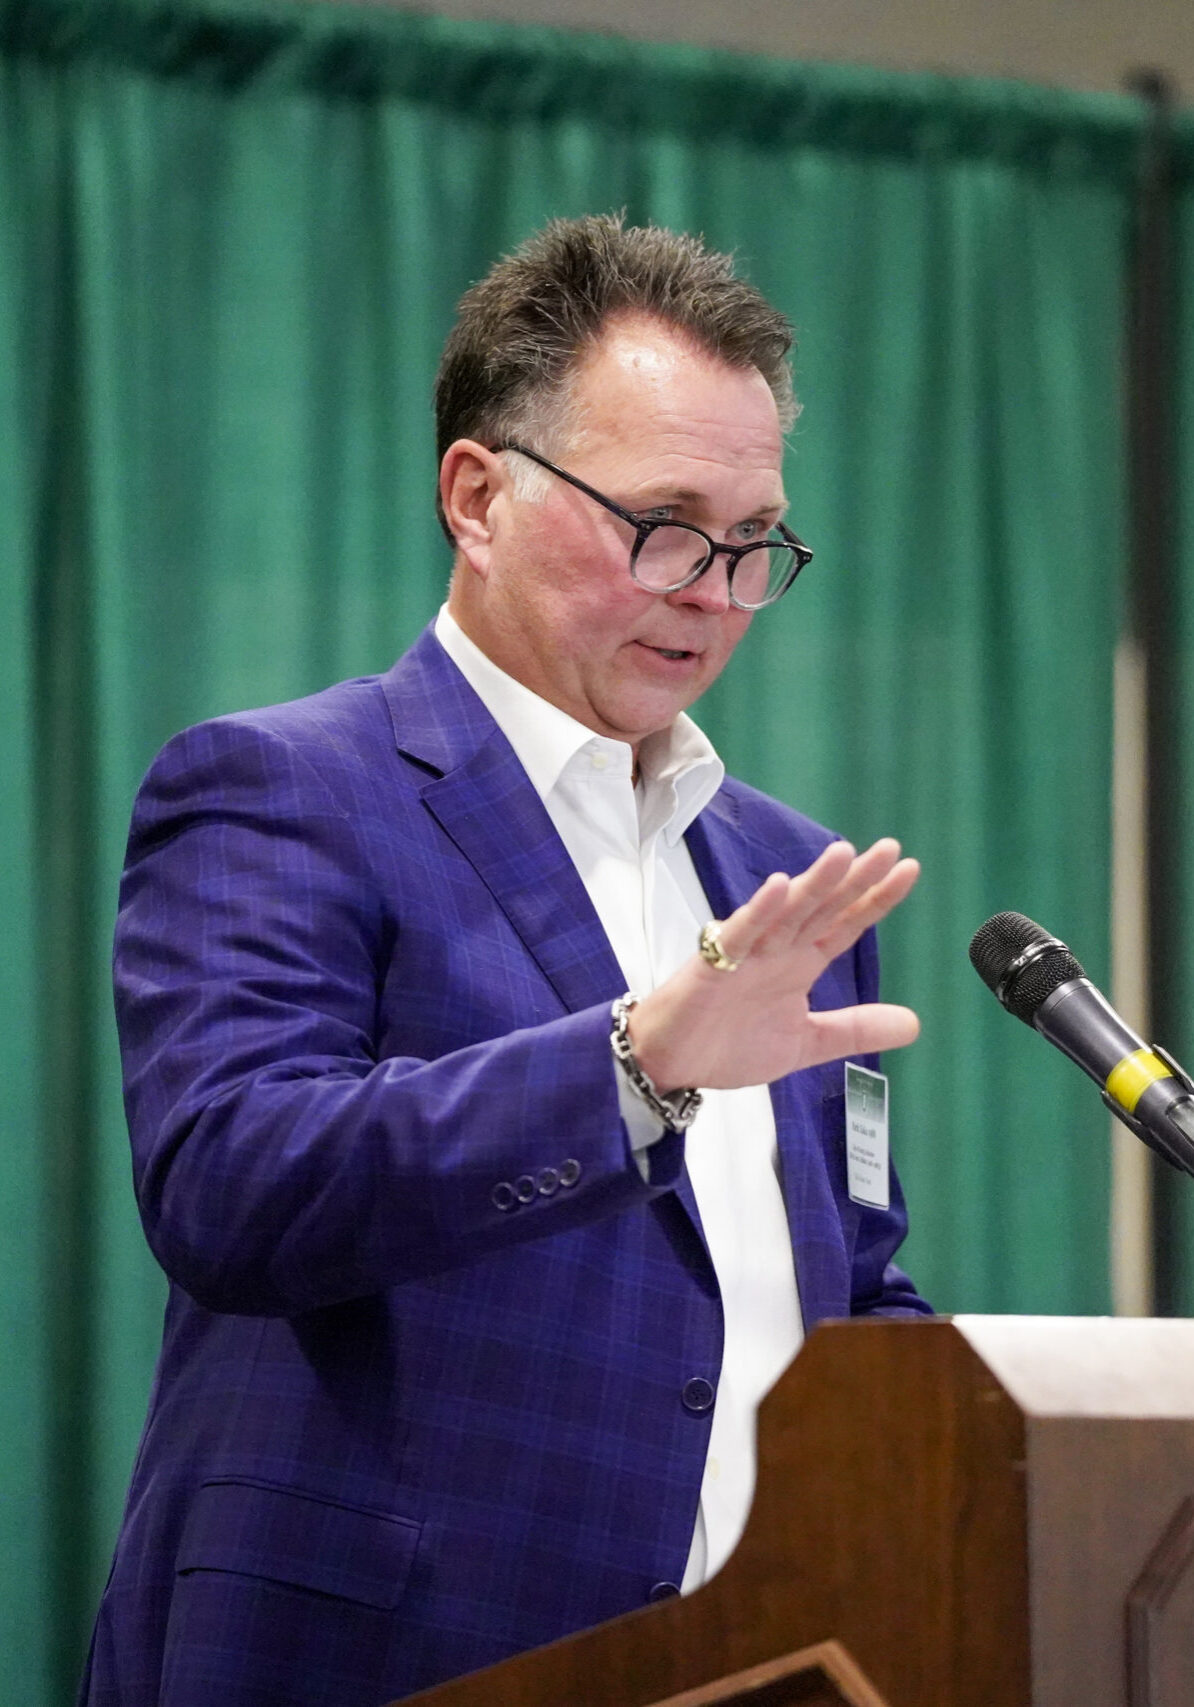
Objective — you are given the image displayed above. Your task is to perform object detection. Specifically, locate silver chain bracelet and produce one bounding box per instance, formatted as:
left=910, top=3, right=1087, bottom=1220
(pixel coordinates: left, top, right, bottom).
left=610, top=994, right=703, bottom=1133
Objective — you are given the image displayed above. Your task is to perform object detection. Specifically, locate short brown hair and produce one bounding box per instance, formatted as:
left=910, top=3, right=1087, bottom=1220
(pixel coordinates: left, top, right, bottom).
left=434, top=213, right=796, bottom=538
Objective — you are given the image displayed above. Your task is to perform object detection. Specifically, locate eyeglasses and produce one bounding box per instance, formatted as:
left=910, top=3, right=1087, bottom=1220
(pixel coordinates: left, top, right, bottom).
left=495, top=443, right=812, bottom=611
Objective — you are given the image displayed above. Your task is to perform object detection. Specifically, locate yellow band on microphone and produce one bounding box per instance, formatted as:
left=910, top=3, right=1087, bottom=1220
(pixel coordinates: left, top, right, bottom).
left=1105, top=1049, right=1173, bottom=1115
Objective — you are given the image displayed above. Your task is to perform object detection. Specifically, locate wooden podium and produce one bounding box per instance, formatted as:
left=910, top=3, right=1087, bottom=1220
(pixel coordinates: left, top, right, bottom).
left=397, top=1317, right=1194, bottom=1707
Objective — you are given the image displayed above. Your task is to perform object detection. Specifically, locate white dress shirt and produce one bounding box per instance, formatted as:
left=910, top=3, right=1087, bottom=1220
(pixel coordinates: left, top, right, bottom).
left=434, top=607, right=803, bottom=1589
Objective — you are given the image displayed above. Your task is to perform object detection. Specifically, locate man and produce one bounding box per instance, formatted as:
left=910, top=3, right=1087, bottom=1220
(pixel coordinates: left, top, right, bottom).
left=80, top=215, right=929, bottom=1707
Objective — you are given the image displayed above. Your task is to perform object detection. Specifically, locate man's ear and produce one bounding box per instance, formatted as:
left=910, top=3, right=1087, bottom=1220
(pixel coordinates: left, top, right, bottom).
left=439, top=441, right=507, bottom=577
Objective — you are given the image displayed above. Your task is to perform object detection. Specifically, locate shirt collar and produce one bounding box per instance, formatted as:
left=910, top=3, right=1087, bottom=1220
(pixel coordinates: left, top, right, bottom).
left=637, top=718, right=724, bottom=846
left=434, top=607, right=723, bottom=844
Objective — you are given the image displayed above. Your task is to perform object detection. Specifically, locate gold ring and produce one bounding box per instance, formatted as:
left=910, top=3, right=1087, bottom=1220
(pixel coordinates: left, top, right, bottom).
left=698, top=920, right=741, bottom=973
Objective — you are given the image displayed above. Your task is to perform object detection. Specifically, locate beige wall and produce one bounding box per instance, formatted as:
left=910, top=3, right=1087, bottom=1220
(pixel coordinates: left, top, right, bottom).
left=330, top=0, right=1191, bottom=99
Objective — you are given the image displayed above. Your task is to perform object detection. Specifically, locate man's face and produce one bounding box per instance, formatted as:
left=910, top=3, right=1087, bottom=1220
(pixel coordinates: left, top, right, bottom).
left=450, top=313, right=787, bottom=751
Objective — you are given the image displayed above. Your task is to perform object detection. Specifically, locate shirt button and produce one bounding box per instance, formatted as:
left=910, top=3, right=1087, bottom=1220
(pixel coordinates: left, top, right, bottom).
left=681, top=1376, right=715, bottom=1414
left=559, top=1158, right=582, bottom=1188
left=515, top=1174, right=536, bottom=1204
left=491, top=1182, right=516, bottom=1212
left=647, top=1581, right=680, bottom=1602
left=536, top=1167, right=561, bottom=1196
left=590, top=751, right=609, bottom=770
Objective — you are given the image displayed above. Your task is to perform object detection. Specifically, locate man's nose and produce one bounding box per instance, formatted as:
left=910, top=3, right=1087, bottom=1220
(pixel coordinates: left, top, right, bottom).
left=667, top=555, right=733, bottom=614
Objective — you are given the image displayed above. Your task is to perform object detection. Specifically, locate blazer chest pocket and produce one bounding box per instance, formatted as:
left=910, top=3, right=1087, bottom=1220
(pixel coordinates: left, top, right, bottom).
left=175, top=1477, right=421, bottom=1606
left=821, top=1087, right=861, bottom=1239
left=163, top=1481, right=422, bottom=1706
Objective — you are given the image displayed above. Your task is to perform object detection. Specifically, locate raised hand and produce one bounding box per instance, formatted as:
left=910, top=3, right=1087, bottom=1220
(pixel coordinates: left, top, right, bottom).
left=627, top=838, right=920, bottom=1093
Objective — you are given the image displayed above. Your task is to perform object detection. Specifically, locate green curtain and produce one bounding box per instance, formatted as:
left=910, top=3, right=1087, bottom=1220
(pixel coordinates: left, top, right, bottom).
left=0, top=1, right=1158, bottom=1695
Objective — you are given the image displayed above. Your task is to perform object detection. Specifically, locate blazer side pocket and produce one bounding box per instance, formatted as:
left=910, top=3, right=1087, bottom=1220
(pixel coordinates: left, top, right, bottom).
left=161, top=1480, right=422, bottom=1707
left=175, top=1477, right=421, bottom=1606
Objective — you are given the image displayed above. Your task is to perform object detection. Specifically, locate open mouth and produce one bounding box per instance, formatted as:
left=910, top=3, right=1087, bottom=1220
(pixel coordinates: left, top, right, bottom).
left=642, top=643, right=696, bottom=661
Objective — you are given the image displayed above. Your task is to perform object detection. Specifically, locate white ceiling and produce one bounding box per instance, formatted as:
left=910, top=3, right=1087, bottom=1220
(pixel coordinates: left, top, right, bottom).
left=325, top=0, right=1191, bottom=101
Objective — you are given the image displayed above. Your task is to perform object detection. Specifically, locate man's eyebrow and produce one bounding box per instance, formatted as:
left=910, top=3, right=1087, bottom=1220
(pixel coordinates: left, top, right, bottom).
left=623, top=484, right=702, bottom=507
left=629, top=486, right=790, bottom=519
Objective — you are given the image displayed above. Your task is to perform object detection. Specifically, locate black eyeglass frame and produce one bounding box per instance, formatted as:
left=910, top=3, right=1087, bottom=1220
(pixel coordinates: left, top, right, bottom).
left=494, top=442, right=813, bottom=611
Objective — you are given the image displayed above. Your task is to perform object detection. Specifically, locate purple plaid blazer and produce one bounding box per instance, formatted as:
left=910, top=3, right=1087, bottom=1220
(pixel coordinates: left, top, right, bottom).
left=80, top=626, right=929, bottom=1707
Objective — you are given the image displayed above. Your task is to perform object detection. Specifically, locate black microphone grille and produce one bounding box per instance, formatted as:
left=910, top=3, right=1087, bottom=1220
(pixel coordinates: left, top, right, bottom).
left=969, top=911, right=1086, bottom=1025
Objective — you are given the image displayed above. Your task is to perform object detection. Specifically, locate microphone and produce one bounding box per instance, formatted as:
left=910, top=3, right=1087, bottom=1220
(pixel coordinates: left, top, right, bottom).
left=969, top=911, right=1194, bottom=1178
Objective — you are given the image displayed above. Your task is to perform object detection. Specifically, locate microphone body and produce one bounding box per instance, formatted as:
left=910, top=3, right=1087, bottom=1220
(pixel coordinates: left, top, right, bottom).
left=970, top=912, right=1194, bottom=1178
left=1034, top=978, right=1194, bottom=1175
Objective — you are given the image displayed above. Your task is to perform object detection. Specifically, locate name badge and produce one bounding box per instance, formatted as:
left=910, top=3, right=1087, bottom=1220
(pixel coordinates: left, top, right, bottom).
left=845, top=1062, right=890, bottom=1210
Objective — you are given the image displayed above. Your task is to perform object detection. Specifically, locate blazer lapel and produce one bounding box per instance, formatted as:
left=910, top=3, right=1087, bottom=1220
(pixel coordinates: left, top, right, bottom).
left=423, top=742, right=628, bottom=1015
left=686, top=790, right=853, bottom=1324
left=668, top=794, right=773, bottom=1247
left=684, top=788, right=770, bottom=918
left=379, top=628, right=624, bottom=1017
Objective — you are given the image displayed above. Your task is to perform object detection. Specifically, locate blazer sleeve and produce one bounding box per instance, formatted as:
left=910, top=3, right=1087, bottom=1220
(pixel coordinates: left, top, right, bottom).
left=116, top=716, right=683, bottom=1317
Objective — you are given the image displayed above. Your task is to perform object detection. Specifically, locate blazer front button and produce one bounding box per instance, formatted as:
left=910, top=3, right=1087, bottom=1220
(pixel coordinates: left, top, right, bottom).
left=559, top=1158, right=581, bottom=1187
left=491, top=1182, right=517, bottom=1211
left=647, top=1580, right=680, bottom=1601
left=681, top=1377, right=715, bottom=1414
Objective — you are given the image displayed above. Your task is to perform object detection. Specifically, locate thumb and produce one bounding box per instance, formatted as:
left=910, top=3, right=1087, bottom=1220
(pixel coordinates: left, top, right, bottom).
left=802, top=1003, right=920, bottom=1068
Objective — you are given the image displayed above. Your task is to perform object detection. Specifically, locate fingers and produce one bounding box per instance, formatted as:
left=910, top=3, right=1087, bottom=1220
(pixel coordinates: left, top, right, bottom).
left=636, top=835, right=919, bottom=1090
left=779, top=837, right=906, bottom=950
left=703, top=837, right=919, bottom=1004
left=719, top=838, right=917, bottom=967
left=812, top=855, right=919, bottom=963
left=714, top=843, right=855, bottom=963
